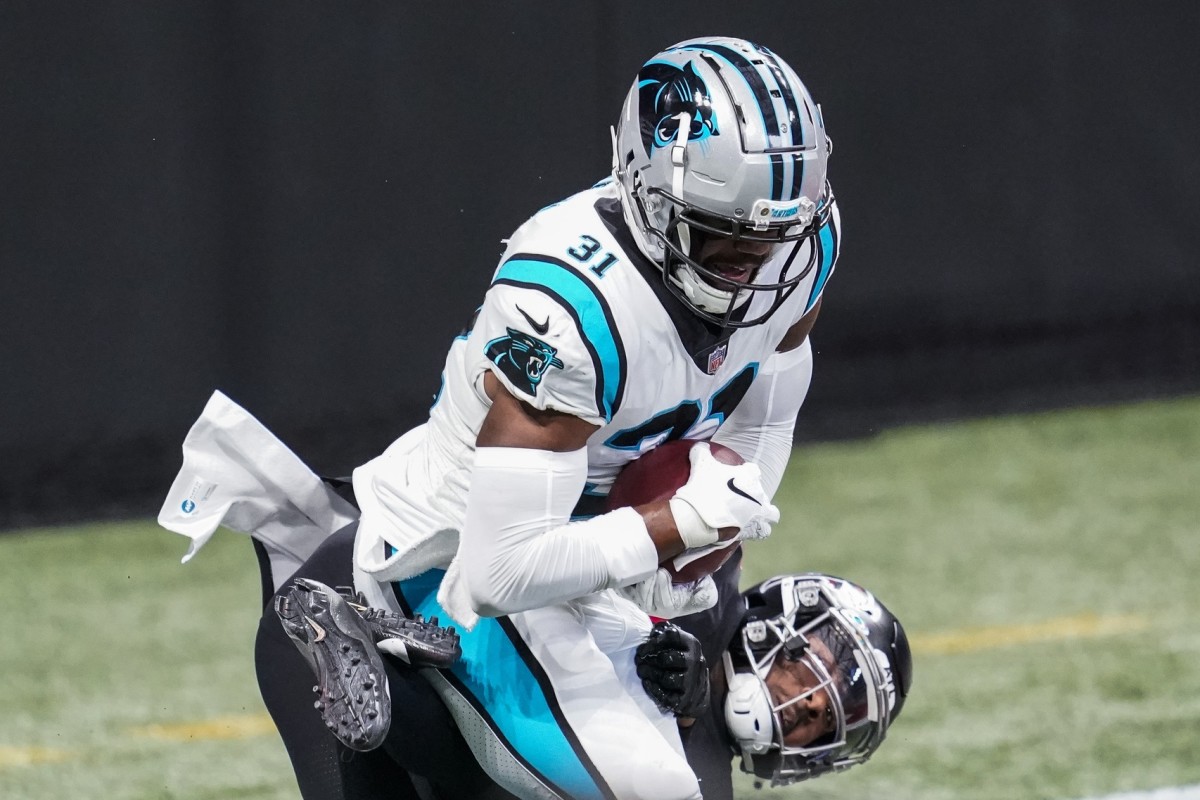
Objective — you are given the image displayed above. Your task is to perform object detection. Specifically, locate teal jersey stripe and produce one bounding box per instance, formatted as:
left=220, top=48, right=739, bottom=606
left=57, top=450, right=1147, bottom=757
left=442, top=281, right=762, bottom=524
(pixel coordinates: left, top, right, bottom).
left=806, top=218, right=838, bottom=312
left=494, top=257, right=625, bottom=421
left=396, top=570, right=609, bottom=800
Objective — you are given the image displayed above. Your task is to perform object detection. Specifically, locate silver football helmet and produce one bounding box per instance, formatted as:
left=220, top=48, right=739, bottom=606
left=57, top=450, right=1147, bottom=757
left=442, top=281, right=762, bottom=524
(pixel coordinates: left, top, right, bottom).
left=724, top=574, right=913, bottom=786
left=613, top=37, right=833, bottom=327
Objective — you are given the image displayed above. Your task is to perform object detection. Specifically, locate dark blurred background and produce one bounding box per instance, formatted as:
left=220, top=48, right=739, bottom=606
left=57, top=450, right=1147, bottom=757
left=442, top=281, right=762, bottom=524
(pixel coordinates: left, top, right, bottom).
left=3, top=2, right=1198, bottom=529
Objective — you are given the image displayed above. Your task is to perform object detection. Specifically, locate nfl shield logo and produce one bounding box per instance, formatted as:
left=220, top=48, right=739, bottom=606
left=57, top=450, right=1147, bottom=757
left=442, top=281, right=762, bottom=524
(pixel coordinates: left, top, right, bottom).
left=706, top=343, right=728, bottom=374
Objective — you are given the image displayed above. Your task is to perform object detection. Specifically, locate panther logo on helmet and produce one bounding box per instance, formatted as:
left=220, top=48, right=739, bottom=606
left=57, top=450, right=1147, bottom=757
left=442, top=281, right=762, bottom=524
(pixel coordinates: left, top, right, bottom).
left=637, top=60, right=720, bottom=152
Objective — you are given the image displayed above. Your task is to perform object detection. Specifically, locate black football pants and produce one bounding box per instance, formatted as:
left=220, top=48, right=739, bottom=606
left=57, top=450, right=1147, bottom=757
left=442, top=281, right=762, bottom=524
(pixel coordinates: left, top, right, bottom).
left=253, top=523, right=517, bottom=800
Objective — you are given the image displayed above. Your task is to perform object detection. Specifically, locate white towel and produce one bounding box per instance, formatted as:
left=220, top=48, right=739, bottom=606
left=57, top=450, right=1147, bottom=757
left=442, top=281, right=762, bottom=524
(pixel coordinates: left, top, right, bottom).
left=157, top=390, right=359, bottom=591
left=436, top=554, right=480, bottom=630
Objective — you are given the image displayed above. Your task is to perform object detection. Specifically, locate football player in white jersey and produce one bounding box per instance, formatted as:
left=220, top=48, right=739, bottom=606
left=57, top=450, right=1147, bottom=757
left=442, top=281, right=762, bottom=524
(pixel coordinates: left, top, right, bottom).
left=258, top=36, right=847, bottom=800
left=259, top=563, right=912, bottom=799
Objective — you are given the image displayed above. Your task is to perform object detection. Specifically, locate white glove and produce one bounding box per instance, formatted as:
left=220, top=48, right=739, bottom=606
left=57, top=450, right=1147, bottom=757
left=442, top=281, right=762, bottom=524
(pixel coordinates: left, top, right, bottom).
left=619, top=568, right=718, bottom=619
left=671, top=442, right=780, bottom=547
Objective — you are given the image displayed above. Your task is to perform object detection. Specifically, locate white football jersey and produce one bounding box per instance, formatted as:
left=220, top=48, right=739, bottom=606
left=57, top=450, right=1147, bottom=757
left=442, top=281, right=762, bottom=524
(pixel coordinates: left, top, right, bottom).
left=353, top=178, right=840, bottom=580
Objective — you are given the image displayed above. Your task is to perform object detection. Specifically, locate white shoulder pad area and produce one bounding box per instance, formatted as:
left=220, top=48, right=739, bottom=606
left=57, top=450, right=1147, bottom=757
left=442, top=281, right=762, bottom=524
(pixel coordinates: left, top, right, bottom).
left=473, top=270, right=626, bottom=426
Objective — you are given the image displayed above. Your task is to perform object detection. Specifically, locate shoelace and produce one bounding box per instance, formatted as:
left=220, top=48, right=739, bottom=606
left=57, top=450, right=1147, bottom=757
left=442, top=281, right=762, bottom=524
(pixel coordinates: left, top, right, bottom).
left=335, top=589, right=457, bottom=643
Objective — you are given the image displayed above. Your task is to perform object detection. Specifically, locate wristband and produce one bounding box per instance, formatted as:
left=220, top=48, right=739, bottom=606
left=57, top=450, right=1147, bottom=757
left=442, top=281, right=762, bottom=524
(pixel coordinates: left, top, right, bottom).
left=669, top=497, right=719, bottom=549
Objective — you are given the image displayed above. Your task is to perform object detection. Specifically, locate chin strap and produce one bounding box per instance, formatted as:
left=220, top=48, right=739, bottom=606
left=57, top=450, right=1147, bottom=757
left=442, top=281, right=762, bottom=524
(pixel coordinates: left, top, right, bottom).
left=724, top=651, right=776, bottom=756
left=670, top=111, right=691, bottom=201
left=670, top=111, right=694, bottom=260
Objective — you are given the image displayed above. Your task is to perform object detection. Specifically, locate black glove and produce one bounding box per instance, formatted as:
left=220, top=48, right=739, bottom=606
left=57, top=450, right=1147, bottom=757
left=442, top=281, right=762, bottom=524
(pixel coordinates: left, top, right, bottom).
left=635, top=620, right=710, bottom=718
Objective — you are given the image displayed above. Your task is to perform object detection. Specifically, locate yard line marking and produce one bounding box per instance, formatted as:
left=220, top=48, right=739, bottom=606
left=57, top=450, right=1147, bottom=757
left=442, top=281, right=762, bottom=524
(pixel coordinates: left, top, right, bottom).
left=128, top=712, right=276, bottom=741
left=912, top=612, right=1150, bottom=655
left=0, top=746, right=72, bottom=768
left=0, top=612, right=1157, bottom=769
left=1079, top=785, right=1200, bottom=800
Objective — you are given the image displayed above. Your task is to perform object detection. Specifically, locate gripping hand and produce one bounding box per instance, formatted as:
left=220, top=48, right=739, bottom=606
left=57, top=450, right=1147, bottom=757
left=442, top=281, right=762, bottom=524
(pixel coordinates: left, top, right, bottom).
left=671, top=443, right=780, bottom=547
left=635, top=621, right=710, bottom=718
left=619, top=569, right=717, bottom=618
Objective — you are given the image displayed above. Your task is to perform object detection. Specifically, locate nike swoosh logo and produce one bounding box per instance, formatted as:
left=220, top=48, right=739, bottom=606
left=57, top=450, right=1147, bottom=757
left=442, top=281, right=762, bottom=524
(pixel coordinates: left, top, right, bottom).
left=516, top=305, right=550, bottom=336
left=726, top=479, right=761, bottom=505
left=305, top=618, right=327, bottom=643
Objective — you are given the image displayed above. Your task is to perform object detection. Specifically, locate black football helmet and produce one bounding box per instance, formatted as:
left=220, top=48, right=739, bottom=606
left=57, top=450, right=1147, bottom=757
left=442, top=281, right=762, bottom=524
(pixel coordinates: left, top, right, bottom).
left=724, top=573, right=912, bottom=785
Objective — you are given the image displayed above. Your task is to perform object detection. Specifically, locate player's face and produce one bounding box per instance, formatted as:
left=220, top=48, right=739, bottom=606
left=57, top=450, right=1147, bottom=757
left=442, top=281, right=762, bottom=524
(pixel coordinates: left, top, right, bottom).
left=695, top=234, right=773, bottom=287
left=764, top=636, right=839, bottom=748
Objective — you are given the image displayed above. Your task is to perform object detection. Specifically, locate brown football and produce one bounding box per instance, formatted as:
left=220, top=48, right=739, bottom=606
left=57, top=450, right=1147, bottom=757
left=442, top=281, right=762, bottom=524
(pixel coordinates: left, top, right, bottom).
left=604, top=439, right=743, bottom=584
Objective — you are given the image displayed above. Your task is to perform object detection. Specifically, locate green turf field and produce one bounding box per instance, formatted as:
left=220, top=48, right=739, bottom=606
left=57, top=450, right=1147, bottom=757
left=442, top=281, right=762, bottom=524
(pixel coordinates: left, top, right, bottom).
left=3, top=395, right=1199, bottom=800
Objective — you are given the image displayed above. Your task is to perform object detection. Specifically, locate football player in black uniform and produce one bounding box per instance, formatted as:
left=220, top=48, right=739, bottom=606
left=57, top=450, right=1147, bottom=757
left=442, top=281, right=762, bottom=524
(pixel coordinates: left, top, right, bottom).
left=261, top=532, right=911, bottom=800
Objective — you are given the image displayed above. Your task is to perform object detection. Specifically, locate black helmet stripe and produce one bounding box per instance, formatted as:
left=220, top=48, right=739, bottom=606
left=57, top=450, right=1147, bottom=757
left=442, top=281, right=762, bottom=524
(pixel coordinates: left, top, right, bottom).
left=754, top=44, right=807, bottom=200
left=686, top=44, right=781, bottom=143
left=754, top=44, right=803, bottom=150
left=770, top=154, right=785, bottom=202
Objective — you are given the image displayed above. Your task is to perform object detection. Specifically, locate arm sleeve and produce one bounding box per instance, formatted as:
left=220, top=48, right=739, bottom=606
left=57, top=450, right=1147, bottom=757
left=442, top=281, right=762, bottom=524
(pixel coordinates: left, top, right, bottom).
left=459, top=446, right=660, bottom=617
left=710, top=337, right=813, bottom=499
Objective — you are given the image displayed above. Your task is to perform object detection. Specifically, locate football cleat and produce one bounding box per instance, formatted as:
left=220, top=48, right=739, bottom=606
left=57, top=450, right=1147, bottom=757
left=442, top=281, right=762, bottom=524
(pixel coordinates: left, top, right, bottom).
left=341, top=591, right=461, bottom=670
left=274, top=577, right=460, bottom=751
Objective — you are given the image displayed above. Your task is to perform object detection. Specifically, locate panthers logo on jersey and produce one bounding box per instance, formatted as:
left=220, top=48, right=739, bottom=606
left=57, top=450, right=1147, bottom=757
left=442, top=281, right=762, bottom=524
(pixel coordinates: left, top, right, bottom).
left=485, top=328, right=565, bottom=397
left=637, top=60, right=720, bottom=152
